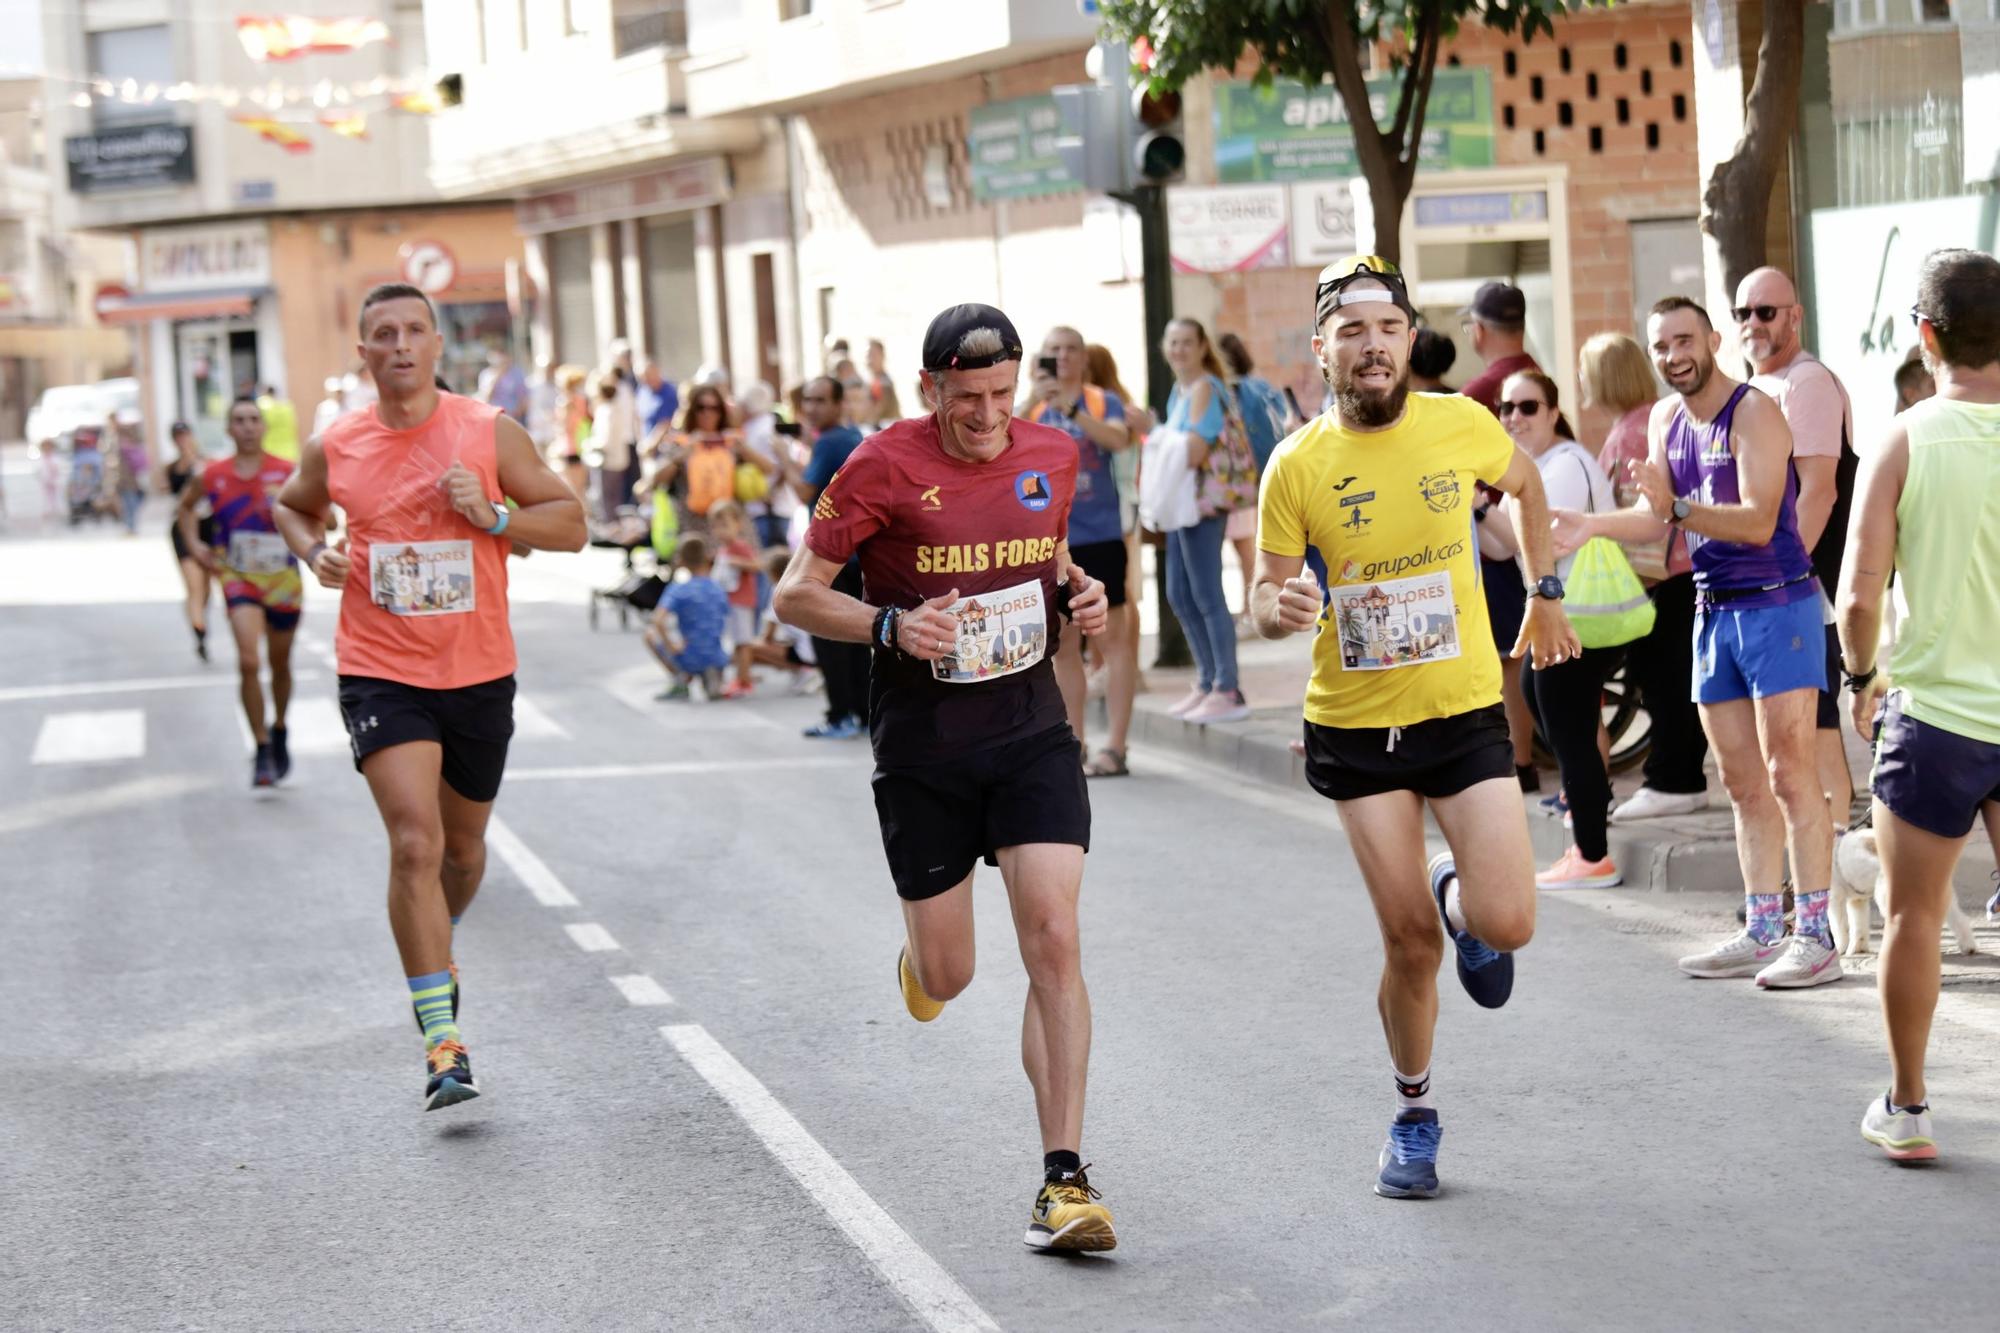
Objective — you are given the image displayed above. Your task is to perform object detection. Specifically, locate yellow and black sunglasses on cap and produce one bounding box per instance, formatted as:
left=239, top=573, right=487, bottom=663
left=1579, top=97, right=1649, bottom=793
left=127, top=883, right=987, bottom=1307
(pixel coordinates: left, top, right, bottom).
left=1314, top=254, right=1416, bottom=326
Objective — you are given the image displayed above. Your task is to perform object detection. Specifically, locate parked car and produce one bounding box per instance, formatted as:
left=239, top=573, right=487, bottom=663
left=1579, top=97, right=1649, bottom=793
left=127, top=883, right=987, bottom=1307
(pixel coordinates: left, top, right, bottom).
left=26, top=377, right=140, bottom=458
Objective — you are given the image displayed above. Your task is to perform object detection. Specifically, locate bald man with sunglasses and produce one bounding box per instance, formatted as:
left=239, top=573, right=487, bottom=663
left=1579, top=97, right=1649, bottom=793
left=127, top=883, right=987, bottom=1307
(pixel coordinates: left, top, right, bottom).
left=1734, top=267, right=1859, bottom=838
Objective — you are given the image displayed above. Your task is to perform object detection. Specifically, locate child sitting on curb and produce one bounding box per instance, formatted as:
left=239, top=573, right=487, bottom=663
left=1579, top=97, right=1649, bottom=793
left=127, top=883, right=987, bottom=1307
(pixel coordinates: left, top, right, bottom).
left=645, top=533, right=732, bottom=701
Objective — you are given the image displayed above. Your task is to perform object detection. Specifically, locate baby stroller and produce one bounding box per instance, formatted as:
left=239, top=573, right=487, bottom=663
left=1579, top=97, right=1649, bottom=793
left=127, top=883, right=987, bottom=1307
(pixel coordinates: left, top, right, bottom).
left=587, top=496, right=671, bottom=631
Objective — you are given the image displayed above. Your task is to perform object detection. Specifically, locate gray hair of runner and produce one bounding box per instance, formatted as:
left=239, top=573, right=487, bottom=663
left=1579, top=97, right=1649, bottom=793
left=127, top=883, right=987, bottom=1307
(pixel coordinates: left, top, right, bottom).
left=952, top=327, right=1008, bottom=361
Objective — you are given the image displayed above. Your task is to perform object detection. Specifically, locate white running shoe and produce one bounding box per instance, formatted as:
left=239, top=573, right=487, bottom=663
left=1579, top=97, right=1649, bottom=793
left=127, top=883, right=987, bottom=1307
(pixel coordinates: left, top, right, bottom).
left=1535, top=848, right=1622, bottom=889
left=1755, top=933, right=1844, bottom=988
left=1677, top=930, right=1788, bottom=978
left=1860, top=1094, right=1937, bottom=1162
left=1167, top=685, right=1209, bottom=718
left=1611, top=787, right=1710, bottom=822
left=1186, top=689, right=1252, bottom=724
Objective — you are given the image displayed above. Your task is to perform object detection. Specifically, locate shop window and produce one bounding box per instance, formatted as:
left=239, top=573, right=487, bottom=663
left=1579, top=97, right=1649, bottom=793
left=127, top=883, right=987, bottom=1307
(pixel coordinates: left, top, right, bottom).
left=439, top=302, right=512, bottom=395
left=549, top=229, right=597, bottom=371
left=88, top=25, right=175, bottom=129
left=644, top=217, right=701, bottom=382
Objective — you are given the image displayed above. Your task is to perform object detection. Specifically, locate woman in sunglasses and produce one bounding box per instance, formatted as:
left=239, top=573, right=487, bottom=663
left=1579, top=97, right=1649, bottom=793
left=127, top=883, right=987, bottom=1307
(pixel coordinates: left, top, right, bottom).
left=1497, top=370, right=1623, bottom=890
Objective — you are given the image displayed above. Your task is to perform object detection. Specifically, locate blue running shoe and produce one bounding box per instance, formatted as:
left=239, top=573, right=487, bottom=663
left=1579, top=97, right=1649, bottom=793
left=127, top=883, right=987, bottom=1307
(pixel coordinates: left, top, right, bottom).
left=424, top=1039, right=480, bottom=1112
left=1430, top=852, right=1514, bottom=1009
left=1538, top=790, right=1569, bottom=819
left=803, top=715, right=863, bottom=740
left=1375, top=1109, right=1442, bottom=1198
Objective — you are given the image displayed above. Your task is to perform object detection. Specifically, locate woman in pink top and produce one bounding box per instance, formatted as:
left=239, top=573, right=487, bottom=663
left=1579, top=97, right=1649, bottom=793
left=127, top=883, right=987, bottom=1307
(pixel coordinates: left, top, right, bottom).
left=1578, top=332, right=1708, bottom=819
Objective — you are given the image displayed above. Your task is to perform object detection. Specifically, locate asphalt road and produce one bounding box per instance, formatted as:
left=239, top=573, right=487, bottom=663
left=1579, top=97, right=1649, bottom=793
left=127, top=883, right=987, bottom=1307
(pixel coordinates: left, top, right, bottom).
left=5, top=501, right=1999, bottom=1332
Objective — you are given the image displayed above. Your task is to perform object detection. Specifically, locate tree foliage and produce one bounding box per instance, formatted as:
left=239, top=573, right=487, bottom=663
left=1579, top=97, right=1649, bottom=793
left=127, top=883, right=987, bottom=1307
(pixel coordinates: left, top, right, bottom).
left=1097, top=1, right=1611, bottom=263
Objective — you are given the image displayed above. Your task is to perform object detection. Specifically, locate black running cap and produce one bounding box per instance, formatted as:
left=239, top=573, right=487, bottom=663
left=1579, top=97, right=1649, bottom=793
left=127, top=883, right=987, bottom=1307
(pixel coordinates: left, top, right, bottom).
left=921, top=303, right=1024, bottom=373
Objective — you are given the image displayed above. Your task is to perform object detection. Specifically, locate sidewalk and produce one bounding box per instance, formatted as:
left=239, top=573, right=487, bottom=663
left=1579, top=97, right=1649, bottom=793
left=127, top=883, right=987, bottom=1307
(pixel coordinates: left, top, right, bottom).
left=1117, top=628, right=1999, bottom=898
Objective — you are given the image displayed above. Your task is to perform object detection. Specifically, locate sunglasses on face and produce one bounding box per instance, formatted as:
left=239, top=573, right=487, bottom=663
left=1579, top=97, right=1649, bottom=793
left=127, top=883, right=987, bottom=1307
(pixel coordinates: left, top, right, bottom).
left=1731, top=304, right=1783, bottom=324
left=1497, top=400, right=1545, bottom=418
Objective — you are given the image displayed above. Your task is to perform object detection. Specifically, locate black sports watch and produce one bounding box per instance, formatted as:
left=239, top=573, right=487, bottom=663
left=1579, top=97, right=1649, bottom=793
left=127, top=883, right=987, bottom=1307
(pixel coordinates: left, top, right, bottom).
left=1670, top=497, right=1692, bottom=523
left=1528, top=574, right=1565, bottom=602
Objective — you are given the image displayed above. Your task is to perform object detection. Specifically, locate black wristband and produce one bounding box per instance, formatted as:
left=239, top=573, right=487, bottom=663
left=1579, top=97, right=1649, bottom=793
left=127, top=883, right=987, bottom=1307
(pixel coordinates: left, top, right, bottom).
left=1842, top=663, right=1879, bottom=693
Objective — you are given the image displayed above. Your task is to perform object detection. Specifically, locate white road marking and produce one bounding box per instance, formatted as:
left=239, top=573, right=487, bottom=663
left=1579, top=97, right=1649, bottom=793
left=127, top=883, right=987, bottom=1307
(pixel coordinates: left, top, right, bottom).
left=0, top=773, right=216, bottom=838
left=486, top=815, right=580, bottom=907
left=564, top=922, right=620, bottom=953
left=0, top=671, right=319, bottom=705
left=603, top=667, right=787, bottom=731
left=31, top=709, right=146, bottom=764
left=511, top=692, right=567, bottom=740
left=278, top=698, right=351, bottom=755
left=661, top=1023, right=1000, bottom=1333
left=609, top=974, right=674, bottom=1006
left=509, top=755, right=858, bottom=782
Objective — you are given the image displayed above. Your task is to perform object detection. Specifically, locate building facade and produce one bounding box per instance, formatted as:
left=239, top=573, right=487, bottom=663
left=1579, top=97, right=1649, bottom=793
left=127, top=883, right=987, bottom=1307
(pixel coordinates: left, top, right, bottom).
left=45, top=0, right=526, bottom=453
left=0, top=78, right=131, bottom=442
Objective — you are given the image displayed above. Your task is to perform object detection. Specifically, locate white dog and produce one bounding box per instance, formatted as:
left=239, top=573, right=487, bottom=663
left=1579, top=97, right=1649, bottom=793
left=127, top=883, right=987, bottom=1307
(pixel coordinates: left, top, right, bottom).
left=1830, top=826, right=1979, bottom=957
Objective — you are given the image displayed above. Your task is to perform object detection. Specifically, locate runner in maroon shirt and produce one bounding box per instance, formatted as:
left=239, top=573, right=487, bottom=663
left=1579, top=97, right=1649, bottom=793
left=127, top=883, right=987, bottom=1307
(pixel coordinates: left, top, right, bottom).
left=774, top=302, right=1117, bottom=1252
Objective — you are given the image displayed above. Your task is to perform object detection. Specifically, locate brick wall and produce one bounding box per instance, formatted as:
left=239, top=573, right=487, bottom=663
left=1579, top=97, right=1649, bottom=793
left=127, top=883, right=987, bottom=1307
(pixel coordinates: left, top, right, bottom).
left=1215, top=3, right=1705, bottom=415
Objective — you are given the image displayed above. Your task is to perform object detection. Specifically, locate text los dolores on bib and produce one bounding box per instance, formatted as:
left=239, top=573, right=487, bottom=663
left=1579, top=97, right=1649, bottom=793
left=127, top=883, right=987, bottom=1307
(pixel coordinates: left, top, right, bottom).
left=1332, top=570, right=1461, bottom=672
left=931, top=578, right=1048, bottom=684
left=370, top=539, right=476, bottom=618
left=228, top=531, right=291, bottom=574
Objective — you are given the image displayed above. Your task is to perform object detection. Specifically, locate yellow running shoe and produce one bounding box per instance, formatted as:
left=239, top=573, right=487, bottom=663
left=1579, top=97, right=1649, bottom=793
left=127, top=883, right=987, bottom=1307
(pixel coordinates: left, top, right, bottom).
left=897, top=947, right=945, bottom=1023
left=1025, top=1167, right=1117, bottom=1252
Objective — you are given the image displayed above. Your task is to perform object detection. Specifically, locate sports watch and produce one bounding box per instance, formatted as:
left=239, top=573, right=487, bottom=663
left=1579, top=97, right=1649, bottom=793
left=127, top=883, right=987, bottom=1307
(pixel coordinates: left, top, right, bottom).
left=1528, top=575, right=1565, bottom=602
left=1670, top=497, right=1692, bottom=523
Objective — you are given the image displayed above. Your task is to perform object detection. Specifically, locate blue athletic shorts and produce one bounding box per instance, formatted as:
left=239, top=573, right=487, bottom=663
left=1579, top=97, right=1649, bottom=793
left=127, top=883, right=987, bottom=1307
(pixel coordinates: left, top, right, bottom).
left=1693, top=593, right=1825, bottom=704
left=1872, top=692, right=2000, bottom=839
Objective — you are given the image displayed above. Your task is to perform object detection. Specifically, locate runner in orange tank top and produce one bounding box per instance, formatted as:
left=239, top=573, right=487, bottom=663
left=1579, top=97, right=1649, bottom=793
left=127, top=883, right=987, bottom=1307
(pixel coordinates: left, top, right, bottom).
left=275, top=282, right=586, bottom=1113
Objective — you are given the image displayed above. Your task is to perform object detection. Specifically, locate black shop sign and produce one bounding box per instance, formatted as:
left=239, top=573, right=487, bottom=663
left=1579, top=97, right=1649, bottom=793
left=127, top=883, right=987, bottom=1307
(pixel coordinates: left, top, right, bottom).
left=66, top=123, right=196, bottom=194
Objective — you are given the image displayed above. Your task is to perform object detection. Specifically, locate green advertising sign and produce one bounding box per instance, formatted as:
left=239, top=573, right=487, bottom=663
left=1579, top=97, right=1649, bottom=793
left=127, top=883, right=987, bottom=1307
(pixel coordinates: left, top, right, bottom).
left=969, top=95, right=1077, bottom=200
left=1215, top=68, right=1494, bottom=182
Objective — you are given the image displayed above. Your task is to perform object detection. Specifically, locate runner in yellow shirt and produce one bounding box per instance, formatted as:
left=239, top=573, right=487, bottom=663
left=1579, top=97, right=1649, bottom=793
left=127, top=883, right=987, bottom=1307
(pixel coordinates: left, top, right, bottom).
left=1251, top=257, right=1579, bottom=1200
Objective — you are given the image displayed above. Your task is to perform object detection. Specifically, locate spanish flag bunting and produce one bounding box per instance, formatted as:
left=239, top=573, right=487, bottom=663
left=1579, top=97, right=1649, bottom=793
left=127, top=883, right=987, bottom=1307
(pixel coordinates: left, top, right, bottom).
left=231, top=114, right=313, bottom=153
left=391, top=88, right=442, bottom=115
left=237, top=16, right=392, bottom=62
left=319, top=110, right=368, bottom=140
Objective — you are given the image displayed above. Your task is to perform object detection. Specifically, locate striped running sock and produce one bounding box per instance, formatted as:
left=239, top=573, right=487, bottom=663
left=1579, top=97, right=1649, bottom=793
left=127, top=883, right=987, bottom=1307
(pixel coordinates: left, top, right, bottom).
left=408, top=970, right=460, bottom=1048
left=1746, top=893, right=1786, bottom=944
left=1796, top=889, right=1833, bottom=947
left=1394, top=1066, right=1435, bottom=1112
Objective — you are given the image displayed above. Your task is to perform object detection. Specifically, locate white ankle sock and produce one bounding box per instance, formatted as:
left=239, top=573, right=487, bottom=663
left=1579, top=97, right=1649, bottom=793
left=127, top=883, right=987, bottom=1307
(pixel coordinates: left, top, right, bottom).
left=1394, top=1066, right=1434, bottom=1111
left=1444, top=879, right=1468, bottom=935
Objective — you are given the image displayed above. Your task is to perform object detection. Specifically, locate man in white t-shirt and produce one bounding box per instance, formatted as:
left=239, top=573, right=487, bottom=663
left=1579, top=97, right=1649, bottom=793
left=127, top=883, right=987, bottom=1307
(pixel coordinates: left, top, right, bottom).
left=1734, top=267, right=1858, bottom=834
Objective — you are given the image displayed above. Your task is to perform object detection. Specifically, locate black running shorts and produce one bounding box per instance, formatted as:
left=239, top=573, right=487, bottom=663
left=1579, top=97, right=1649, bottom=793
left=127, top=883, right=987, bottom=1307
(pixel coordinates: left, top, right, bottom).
left=337, top=674, right=516, bottom=803
left=1303, top=703, right=1515, bottom=803
left=1068, top=538, right=1129, bottom=609
left=1816, top=623, right=1843, bottom=730
left=871, top=724, right=1091, bottom=900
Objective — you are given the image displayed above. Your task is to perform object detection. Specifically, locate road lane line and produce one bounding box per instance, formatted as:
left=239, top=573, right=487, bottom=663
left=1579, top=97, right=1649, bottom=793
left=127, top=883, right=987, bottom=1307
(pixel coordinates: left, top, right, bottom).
left=660, top=1024, right=1000, bottom=1333
left=0, top=671, right=318, bottom=705
left=564, top=922, right=620, bottom=953
left=0, top=773, right=216, bottom=838
left=609, top=974, right=674, bottom=1006
left=31, top=709, right=146, bottom=764
left=508, top=756, right=858, bottom=782
left=512, top=692, right=568, bottom=740
left=487, top=815, right=580, bottom=907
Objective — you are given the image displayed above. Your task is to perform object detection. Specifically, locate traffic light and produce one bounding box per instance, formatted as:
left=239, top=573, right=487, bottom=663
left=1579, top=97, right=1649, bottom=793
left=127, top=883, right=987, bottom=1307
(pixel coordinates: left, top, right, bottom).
left=1129, top=85, right=1184, bottom=182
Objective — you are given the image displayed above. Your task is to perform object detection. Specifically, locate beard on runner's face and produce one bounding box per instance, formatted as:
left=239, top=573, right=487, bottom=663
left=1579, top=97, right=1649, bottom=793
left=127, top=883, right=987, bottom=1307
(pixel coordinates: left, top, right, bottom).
left=1330, top=346, right=1410, bottom=428
left=1660, top=345, right=1713, bottom=398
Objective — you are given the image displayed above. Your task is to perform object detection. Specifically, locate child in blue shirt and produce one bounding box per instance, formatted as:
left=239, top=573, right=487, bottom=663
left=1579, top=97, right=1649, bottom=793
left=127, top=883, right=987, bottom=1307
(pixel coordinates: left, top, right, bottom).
left=646, top=533, right=732, bottom=700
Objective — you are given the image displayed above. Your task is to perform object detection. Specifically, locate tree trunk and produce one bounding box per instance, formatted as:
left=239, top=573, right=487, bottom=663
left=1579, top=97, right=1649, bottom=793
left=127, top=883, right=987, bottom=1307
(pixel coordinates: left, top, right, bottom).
left=1701, top=0, right=1806, bottom=295
left=1319, top=3, right=1442, bottom=267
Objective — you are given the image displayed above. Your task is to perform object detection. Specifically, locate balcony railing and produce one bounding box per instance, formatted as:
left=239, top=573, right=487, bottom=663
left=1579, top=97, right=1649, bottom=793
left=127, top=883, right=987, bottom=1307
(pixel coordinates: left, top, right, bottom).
left=615, top=4, right=689, bottom=57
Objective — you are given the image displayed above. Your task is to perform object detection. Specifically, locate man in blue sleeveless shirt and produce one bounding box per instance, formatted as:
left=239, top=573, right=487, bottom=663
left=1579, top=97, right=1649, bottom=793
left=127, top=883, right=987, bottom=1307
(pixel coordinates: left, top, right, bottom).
left=1554, top=297, right=1839, bottom=989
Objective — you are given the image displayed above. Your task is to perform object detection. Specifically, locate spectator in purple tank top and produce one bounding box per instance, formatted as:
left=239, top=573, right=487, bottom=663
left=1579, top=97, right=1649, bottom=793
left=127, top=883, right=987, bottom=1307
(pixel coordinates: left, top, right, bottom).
left=1552, top=296, right=1840, bottom=992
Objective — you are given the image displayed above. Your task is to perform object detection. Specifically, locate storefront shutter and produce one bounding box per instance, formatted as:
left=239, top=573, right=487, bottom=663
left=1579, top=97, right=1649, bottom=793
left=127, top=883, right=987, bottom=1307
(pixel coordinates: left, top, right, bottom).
left=550, top=229, right=597, bottom=369
left=643, top=218, right=701, bottom=382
